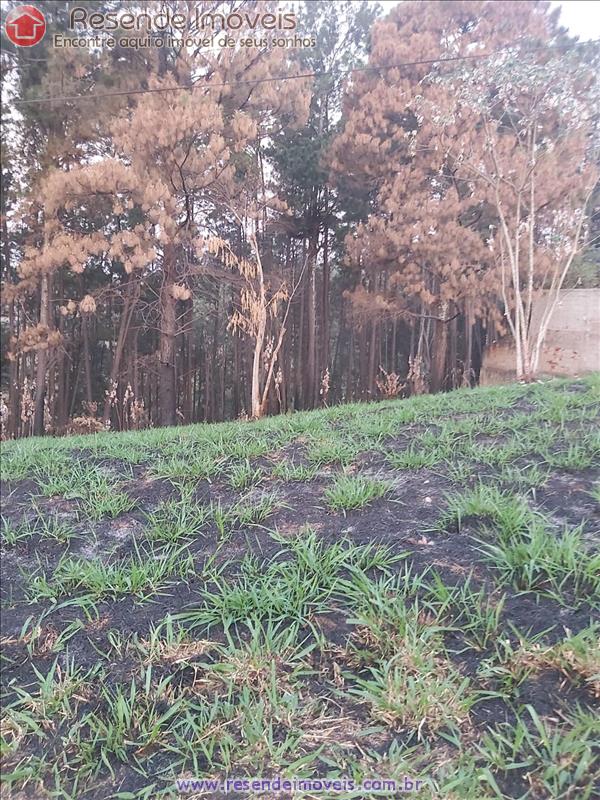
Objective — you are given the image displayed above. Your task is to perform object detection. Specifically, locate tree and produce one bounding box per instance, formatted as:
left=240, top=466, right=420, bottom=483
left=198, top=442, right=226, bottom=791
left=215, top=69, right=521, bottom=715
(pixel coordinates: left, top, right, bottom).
left=329, top=0, right=596, bottom=390
left=426, top=38, right=599, bottom=380
left=2, top=0, right=598, bottom=438
left=205, top=226, right=303, bottom=419
left=17, top=1, right=309, bottom=429
left=330, top=1, right=493, bottom=392
left=267, top=1, right=378, bottom=407
left=1, top=0, right=138, bottom=436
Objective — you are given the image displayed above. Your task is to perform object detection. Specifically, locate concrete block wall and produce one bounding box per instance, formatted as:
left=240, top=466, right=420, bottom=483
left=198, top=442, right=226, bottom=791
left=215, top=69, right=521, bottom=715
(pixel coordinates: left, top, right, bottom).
left=480, top=289, right=600, bottom=385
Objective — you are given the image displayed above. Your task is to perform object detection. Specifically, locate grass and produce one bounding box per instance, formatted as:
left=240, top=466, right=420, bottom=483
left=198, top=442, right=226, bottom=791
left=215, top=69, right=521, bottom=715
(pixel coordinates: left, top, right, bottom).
left=1, top=516, right=35, bottom=547
left=476, top=521, right=600, bottom=605
left=272, top=460, right=318, bottom=482
left=478, top=705, right=600, bottom=799
left=477, top=624, right=600, bottom=702
left=436, top=484, right=599, bottom=607
left=1, top=375, right=599, bottom=799
left=424, top=572, right=506, bottom=650
left=144, top=497, right=210, bottom=543
left=227, top=459, right=263, bottom=490
left=306, top=435, right=360, bottom=466
left=208, top=492, right=280, bottom=539
left=32, top=462, right=137, bottom=520
left=324, top=473, right=390, bottom=512
left=26, top=543, right=194, bottom=603
left=349, top=651, right=474, bottom=738
left=436, top=484, right=537, bottom=536
left=178, top=531, right=397, bottom=629
left=385, top=444, right=448, bottom=470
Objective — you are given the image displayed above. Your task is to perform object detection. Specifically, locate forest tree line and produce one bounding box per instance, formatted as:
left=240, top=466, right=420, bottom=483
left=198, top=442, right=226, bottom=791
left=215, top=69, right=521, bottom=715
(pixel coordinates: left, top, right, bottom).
left=1, top=0, right=598, bottom=438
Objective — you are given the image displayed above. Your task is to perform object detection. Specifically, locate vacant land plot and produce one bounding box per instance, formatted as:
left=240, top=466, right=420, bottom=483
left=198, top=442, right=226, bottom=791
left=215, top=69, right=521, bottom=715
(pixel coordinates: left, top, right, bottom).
left=1, top=377, right=599, bottom=799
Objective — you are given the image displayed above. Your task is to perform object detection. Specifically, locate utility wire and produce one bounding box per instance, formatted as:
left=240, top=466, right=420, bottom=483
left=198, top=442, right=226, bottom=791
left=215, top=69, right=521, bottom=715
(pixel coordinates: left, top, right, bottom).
left=10, top=37, right=600, bottom=106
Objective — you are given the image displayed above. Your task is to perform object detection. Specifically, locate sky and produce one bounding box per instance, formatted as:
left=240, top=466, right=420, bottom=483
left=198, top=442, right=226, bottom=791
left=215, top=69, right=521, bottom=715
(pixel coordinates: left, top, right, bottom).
left=549, top=0, right=600, bottom=39
left=378, top=0, right=600, bottom=41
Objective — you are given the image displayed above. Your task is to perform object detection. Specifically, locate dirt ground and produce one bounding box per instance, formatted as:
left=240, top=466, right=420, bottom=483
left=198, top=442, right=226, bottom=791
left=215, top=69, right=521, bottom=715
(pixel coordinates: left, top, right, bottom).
left=1, top=377, right=599, bottom=799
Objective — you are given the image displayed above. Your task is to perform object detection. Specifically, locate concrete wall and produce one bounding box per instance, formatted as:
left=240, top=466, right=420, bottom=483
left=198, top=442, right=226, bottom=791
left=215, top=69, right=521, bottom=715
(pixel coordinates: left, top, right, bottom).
left=480, top=289, right=600, bottom=385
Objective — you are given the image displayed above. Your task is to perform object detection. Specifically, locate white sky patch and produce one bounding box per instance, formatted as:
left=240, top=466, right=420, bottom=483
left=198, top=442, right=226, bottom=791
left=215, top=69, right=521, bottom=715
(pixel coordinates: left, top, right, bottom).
left=550, top=0, right=600, bottom=40
left=375, top=0, right=600, bottom=41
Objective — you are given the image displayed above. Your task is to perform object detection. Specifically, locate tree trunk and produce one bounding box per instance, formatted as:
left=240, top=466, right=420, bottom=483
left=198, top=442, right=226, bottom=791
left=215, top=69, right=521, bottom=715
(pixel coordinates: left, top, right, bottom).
left=208, top=287, right=221, bottom=421
left=181, top=297, right=194, bottom=423
left=103, top=278, right=139, bottom=426
left=81, top=315, right=94, bottom=407
left=463, top=299, right=474, bottom=387
left=295, top=261, right=305, bottom=408
left=321, top=201, right=330, bottom=377
left=368, top=319, right=378, bottom=397
left=305, top=234, right=318, bottom=408
left=430, top=302, right=449, bottom=393
left=33, top=273, right=51, bottom=436
left=251, top=311, right=266, bottom=419
left=158, top=259, right=177, bottom=427
left=7, top=300, right=20, bottom=438
left=233, top=329, right=241, bottom=416
left=449, top=316, right=458, bottom=389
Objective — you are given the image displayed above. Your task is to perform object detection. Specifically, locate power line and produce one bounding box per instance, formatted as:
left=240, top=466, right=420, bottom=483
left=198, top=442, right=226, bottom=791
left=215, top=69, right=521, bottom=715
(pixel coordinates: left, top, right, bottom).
left=10, top=37, right=600, bottom=106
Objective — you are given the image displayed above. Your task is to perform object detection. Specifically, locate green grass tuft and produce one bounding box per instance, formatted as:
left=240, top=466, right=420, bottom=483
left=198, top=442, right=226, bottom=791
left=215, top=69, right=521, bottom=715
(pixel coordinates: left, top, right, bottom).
left=324, top=473, right=391, bottom=512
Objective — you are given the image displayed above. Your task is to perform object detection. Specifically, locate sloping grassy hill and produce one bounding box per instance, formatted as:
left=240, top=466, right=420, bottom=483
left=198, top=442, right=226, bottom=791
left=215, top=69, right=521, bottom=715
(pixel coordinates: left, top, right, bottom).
left=1, top=377, right=599, bottom=799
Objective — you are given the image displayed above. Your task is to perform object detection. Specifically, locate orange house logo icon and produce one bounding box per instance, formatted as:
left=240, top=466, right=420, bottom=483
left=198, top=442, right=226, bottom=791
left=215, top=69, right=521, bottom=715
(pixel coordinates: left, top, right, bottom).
left=5, top=5, right=46, bottom=47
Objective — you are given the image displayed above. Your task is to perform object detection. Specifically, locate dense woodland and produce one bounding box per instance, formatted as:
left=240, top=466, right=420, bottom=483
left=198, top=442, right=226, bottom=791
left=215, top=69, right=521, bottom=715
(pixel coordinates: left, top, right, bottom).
left=1, top=0, right=599, bottom=438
